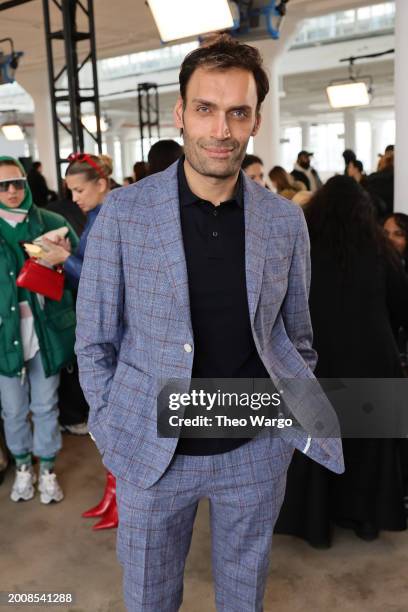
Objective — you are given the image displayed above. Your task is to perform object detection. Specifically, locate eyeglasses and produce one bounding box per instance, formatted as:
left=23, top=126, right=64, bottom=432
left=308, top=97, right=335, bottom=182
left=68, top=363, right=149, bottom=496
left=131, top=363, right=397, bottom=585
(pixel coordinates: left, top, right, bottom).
left=0, top=178, right=27, bottom=192
left=67, top=152, right=106, bottom=178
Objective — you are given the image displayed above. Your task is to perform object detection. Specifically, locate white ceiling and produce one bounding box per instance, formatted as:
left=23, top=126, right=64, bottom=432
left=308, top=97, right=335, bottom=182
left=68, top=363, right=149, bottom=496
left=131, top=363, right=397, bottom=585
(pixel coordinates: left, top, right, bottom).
left=0, top=0, right=391, bottom=74
left=0, top=0, right=395, bottom=138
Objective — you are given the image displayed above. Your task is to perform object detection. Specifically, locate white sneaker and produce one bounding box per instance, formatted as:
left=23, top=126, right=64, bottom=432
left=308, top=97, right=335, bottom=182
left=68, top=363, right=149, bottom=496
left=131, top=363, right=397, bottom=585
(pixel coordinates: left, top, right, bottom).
left=10, top=465, right=36, bottom=502
left=38, top=470, right=64, bottom=504
left=61, top=422, right=89, bottom=435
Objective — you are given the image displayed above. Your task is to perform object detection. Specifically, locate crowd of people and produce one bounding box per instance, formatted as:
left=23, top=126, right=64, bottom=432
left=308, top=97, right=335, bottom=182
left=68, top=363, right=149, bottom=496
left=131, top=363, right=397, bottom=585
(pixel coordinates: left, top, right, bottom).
left=0, top=135, right=407, bottom=546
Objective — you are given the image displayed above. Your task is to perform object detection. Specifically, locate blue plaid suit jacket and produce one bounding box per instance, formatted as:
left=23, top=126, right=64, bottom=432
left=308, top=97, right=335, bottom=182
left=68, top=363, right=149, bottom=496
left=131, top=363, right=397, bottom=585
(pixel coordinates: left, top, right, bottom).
left=75, top=162, right=344, bottom=488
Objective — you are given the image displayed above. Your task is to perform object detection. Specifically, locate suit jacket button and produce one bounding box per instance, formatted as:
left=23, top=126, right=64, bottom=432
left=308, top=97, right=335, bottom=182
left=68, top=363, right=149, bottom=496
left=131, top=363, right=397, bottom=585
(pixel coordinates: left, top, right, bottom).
left=184, top=343, right=193, bottom=353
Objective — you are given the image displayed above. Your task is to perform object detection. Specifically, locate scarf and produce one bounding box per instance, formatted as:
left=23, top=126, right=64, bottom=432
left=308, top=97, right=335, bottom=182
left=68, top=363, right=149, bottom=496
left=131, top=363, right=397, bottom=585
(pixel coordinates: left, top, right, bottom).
left=0, top=156, right=35, bottom=303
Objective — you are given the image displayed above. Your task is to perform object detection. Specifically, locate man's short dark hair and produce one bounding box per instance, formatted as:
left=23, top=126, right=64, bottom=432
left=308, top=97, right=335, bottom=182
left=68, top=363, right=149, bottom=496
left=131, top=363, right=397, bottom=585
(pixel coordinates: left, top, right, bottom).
left=32, top=161, right=42, bottom=171
left=342, top=149, right=356, bottom=164
left=242, top=154, right=263, bottom=170
left=147, top=140, right=183, bottom=175
left=350, top=159, right=364, bottom=173
left=179, top=34, right=269, bottom=113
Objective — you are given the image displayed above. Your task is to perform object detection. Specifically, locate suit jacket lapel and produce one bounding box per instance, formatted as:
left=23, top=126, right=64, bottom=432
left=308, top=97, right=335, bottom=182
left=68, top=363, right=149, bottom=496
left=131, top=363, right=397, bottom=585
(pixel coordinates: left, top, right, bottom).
left=150, top=163, right=193, bottom=334
left=244, top=176, right=270, bottom=325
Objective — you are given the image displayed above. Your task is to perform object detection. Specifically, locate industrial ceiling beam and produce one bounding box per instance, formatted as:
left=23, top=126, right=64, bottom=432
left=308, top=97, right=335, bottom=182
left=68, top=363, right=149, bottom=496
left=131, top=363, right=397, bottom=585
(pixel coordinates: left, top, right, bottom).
left=0, top=0, right=34, bottom=10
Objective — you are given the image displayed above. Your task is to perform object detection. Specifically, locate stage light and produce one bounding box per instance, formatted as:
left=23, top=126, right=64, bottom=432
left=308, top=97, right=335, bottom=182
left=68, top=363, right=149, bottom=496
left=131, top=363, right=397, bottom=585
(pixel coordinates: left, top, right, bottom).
left=147, top=0, right=234, bottom=43
left=326, top=81, right=371, bottom=109
left=1, top=124, right=24, bottom=140
left=82, top=115, right=108, bottom=133
left=0, top=38, right=23, bottom=85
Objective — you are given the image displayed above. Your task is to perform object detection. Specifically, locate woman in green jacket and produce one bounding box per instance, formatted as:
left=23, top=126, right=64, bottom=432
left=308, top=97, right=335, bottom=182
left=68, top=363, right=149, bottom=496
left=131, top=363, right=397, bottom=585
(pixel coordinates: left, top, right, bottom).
left=0, top=156, right=78, bottom=504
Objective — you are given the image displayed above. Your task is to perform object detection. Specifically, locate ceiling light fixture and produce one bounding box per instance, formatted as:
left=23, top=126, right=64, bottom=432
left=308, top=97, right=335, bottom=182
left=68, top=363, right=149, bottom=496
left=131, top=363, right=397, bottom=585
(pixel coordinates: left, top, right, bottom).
left=147, top=0, right=234, bottom=43
left=1, top=124, right=24, bottom=140
left=326, top=80, right=371, bottom=109
left=82, top=115, right=108, bottom=134
left=326, top=48, right=394, bottom=110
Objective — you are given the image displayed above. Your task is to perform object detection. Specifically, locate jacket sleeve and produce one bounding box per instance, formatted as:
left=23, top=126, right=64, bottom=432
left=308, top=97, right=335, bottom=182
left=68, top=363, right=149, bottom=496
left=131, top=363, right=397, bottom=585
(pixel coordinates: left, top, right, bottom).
left=63, top=253, right=83, bottom=290
left=281, top=208, right=318, bottom=372
left=75, top=193, right=124, bottom=455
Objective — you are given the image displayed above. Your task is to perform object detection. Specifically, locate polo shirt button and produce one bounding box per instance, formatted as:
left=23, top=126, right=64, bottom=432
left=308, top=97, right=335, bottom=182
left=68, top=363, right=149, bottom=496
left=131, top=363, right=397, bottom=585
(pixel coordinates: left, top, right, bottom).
left=184, top=343, right=193, bottom=353
left=9, top=271, right=14, bottom=276
left=212, top=231, right=218, bottom=238
left=213, top=210, right=218, bottom=216
left=14, top=340, right=19, bottom=346
left=11, top=306, right=16, bottom=311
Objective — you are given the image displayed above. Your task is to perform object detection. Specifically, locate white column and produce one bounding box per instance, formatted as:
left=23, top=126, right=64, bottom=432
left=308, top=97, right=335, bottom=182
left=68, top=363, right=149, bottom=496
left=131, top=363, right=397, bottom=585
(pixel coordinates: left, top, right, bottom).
left=370, top=119, right=382, bottom=173
left=301, top=121, right=311, bottom=151
left=395, top=0, right=408, bottom=213
left=24, top=128, right=36, bottom=160
left=83, top=130, right=96, bottom=155
left=253, top=52, right=280, bottom=172
left=105, top=132, right=115, bottom=159
left=343, top=109, right=356, bottom=152
left=120, top=137, right=130, bottom=180
left=18, top=71, right=58, bottom=191
left=253, top=17, right=302, bottom=172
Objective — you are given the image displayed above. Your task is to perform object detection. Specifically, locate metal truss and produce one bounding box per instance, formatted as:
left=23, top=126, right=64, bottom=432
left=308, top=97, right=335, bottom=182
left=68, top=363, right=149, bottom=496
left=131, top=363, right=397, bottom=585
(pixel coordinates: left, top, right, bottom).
left=137, top=82, right=160, bottom=161
left=42, top=0, right=102, bottom=194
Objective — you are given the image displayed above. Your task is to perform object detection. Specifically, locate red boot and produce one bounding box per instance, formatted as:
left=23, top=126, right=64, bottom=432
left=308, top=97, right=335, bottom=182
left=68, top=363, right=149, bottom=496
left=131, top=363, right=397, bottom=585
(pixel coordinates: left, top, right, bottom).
left=92, top=494, right=118, bottom=530
left=82, top=471, right=116, bottom=518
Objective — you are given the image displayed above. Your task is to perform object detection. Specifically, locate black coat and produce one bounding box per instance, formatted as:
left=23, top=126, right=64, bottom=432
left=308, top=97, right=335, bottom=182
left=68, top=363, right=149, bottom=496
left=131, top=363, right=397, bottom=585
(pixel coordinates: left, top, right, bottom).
left=27, top=168, right=50, bottom=207
left=310, top=245, right=407, bottom=378
left=46, top=197, right=87, bottom=238
left=275, top=244, right=408, bottom=546
left=365, top=167, right=394, bottom=218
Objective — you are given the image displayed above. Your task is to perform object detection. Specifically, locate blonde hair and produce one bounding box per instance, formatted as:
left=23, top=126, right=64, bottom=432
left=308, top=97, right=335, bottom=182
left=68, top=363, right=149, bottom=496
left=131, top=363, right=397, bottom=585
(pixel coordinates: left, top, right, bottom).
left=292, top=190, right=313, bottom=207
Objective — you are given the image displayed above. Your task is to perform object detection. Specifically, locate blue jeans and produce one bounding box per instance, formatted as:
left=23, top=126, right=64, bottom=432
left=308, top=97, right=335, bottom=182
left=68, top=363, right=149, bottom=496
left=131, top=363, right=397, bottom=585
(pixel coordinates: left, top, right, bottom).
left=0, top=352, right=61, bottom=457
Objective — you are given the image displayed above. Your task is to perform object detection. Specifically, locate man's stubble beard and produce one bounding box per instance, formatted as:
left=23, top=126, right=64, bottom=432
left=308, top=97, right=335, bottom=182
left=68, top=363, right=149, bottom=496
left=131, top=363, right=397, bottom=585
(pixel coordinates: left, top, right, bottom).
left=182, top=130, right=249, bottom=180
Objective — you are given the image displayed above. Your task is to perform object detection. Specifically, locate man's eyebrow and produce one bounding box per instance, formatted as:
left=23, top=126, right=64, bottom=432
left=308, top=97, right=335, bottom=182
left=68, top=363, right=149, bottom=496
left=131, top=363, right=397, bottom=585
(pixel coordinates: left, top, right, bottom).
left=192, top=98, right=217, bottom=108
left=191, top=99, right=252, bottom=112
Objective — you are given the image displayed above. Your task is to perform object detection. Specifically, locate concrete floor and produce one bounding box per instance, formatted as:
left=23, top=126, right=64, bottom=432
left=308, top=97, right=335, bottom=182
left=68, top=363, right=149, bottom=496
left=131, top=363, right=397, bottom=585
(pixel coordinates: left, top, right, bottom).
left=1, top=434, right=408, bottom=612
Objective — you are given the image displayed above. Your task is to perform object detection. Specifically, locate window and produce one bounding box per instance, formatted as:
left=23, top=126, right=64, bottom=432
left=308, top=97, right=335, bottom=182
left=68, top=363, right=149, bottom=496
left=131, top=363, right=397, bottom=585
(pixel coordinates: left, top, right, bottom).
left=280, top=127, right=301, bottom=172
left=356, top=121, right=372, bottom=173
left=309, top=123, right=344, bottom=175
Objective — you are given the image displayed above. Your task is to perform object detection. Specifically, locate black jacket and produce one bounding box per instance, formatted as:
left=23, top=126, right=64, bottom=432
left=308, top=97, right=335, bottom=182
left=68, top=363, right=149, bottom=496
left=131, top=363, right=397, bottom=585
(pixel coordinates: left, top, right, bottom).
left=365, top=167, right=394, bottom=218
left=27, top=168, right=51, bottom=207
left=310, top=244, right=408, bottom=378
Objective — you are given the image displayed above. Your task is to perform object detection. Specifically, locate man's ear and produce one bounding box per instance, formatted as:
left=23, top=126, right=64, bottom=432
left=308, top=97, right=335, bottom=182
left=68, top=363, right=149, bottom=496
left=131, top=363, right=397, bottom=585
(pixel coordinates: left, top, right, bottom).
left=174, top=97, right=184, bottom=129
left=251, top=112, right=262, bottom=137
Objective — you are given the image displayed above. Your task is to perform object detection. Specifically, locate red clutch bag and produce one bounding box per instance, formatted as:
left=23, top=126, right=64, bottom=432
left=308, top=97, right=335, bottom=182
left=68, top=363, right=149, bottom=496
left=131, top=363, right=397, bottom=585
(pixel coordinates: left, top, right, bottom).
left=16, top=259, right=65, bottom=301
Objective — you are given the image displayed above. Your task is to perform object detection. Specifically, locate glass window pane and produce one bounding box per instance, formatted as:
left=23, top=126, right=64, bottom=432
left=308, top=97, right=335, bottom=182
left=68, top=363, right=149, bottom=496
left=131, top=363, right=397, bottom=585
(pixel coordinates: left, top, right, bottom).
left=356, top=121, right=372, bottom=173
left=281, top=127, right=302, bottom=173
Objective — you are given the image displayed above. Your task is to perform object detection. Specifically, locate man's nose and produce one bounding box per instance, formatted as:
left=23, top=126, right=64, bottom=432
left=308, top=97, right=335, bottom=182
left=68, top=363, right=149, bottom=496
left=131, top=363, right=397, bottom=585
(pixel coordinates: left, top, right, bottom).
left=211, top=113, right=231, bottom=140
left=8, top=184, right=17, bottom=194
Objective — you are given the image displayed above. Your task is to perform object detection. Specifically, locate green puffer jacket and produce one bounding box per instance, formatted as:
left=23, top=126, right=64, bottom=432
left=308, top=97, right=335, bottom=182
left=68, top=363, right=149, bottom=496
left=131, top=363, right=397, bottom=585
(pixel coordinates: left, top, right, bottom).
left=0, top=205, right=79, bottom=378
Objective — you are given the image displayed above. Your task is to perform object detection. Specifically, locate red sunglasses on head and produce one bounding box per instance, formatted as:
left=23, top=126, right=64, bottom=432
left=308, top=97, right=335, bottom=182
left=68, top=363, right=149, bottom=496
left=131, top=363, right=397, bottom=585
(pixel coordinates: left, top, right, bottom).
left=67, top=152, right=106, bottom=178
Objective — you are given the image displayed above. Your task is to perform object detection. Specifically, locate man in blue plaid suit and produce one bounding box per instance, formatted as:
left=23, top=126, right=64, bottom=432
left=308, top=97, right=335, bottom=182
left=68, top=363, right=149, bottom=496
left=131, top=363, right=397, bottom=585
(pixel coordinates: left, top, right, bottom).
left=76, top=35, right=344, bottom=612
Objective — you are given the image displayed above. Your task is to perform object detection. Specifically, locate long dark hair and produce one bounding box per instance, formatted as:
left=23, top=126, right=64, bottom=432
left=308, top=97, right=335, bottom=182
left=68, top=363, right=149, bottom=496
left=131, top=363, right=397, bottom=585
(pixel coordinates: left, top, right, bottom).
left=268, top=166, right=294, bottom=192
left=383, top=213, right=408, bottom=259
left=304, top=175, right=396, bottom=274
